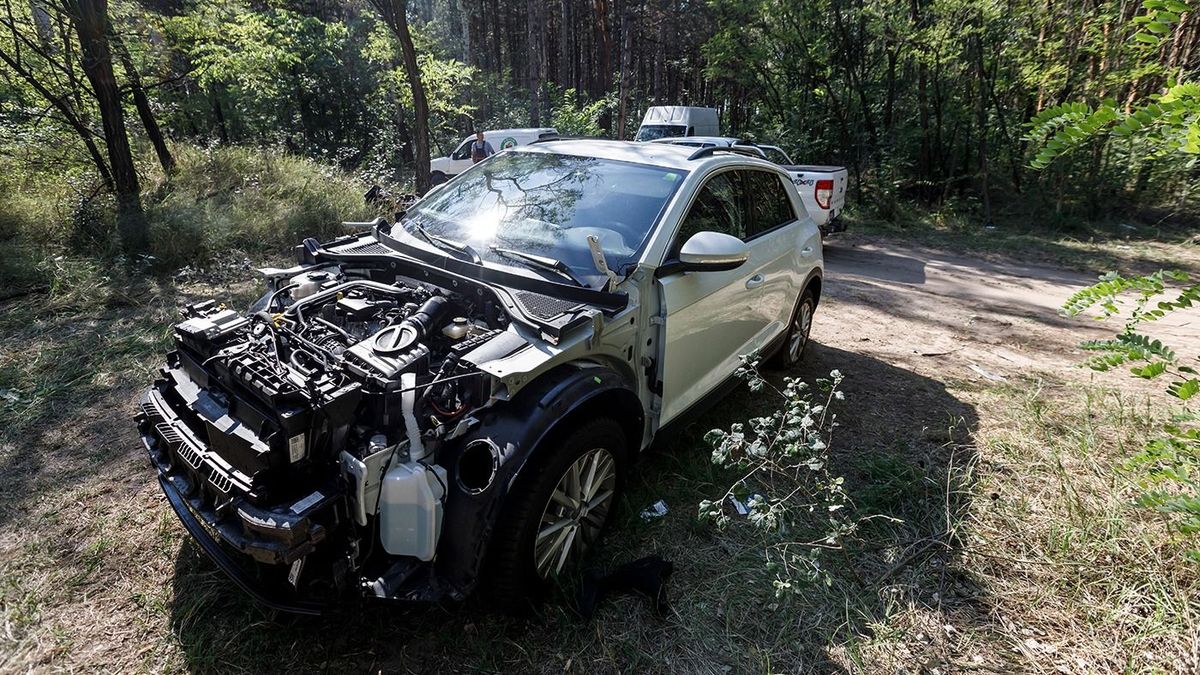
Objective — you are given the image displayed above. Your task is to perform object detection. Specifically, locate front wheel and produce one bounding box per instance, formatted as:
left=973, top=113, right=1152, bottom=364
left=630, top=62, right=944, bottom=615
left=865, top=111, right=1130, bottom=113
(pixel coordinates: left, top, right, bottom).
left=485, top=418, right=626, bottom=606
left=430, top=171, right=448, bottom=187
left=772, top=288, right=816, bottom=368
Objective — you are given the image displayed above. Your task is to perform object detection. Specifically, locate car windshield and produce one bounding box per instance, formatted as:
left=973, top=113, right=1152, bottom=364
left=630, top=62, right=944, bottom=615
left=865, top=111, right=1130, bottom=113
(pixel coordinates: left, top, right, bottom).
left=396, top=151, right=687, bottom=286
left=635, top=124, right=687, bottom=142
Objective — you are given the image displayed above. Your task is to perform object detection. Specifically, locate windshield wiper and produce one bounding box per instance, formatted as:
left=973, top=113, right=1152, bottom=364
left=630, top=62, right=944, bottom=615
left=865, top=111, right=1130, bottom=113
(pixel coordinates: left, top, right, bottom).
left=488, top=246, right=589, bottom=288
left=411, top=223, right=481, bottom=264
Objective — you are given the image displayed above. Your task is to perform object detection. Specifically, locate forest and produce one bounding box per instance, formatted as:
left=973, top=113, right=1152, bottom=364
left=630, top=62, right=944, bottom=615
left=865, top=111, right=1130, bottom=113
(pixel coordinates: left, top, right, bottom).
left=2, top=0, right=1199, bottom=278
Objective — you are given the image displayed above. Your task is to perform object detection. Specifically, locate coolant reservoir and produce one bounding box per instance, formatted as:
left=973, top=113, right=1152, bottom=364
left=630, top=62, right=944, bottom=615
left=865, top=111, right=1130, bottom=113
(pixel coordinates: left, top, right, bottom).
left=442, top=317, right=470, bottom=340
left=289, top=270, right=333, bottom=300
left=379, top=461, right=447, bottom=561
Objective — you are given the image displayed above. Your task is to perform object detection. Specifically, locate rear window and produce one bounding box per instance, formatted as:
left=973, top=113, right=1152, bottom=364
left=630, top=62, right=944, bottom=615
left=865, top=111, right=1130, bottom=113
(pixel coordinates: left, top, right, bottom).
left=636, top=124, right=686, bottom=142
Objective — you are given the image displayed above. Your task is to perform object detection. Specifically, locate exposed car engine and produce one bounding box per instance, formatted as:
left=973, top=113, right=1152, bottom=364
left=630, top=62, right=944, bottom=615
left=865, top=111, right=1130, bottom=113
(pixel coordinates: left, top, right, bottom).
left=141, top=263, right=529, bottom=605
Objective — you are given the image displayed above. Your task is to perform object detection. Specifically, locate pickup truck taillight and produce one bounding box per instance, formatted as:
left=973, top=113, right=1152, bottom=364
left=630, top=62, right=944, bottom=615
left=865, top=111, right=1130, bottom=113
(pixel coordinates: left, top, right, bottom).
left=814, top=179, right=834, bottom=210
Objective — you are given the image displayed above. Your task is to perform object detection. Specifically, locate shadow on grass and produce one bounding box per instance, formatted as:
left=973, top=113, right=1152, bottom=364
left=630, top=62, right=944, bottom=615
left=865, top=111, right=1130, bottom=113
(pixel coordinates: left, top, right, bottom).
left=165, top=341, right=981, bottom=673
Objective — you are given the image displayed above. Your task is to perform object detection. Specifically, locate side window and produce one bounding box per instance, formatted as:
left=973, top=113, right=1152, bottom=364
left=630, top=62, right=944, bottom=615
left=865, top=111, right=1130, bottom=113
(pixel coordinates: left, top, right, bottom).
left=672, top=172, right=745, bottom=255
left=451, top=140, right=472, bottom=160
left=743, top=170, right=797, bottom=238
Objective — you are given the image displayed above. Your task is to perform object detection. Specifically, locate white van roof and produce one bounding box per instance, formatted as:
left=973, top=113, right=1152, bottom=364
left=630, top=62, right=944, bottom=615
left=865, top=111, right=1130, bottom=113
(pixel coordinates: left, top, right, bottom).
left=639, top=106, right=717, bottom=124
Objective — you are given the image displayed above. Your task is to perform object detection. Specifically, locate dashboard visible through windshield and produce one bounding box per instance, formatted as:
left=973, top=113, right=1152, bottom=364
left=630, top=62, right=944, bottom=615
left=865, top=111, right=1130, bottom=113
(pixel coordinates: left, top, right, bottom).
left=396, top=151, right=687, bottom=288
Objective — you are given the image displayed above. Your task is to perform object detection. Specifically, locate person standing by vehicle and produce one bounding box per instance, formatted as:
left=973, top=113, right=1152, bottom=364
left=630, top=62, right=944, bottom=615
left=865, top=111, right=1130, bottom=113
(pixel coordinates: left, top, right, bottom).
left=470, top=130, right=495, bottom=164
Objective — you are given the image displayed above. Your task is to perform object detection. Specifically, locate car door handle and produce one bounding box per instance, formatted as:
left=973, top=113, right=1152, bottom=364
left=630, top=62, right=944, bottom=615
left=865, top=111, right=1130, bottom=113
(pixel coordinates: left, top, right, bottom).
left=801, top=246, right=814, bottom=255
left=745, top=274, right=766, bottom=289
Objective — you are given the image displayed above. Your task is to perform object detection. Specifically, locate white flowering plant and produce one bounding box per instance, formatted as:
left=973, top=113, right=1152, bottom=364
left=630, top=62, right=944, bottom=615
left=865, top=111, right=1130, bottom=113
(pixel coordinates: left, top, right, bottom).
left=698, top=358, right=857, bottom=596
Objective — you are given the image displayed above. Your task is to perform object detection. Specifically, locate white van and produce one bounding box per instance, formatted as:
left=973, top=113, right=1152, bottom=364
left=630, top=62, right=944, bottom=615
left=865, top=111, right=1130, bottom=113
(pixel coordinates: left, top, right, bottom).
left=634, top=106, right=720, bottom=142
left=430, top=128, right=558, bottom=184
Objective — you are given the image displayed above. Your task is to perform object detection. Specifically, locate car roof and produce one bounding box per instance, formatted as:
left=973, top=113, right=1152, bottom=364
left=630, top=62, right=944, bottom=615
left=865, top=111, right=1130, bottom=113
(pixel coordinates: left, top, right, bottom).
left=475, top=128, right=557, bottom=136
left=650, top=136, right=746, bottom=146
left=518, top=139, right=779, bottom=172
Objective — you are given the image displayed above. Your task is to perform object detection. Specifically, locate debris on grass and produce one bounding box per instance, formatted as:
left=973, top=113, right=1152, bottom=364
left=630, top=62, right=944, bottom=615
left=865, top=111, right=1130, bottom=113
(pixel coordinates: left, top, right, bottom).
left=639, top=500, right=668, bottom=521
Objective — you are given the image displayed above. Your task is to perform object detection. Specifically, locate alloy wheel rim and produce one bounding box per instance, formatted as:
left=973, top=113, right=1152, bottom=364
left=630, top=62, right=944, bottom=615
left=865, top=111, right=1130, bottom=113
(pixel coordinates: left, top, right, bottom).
left=788, top=302, right=812, bottom=361
left=534, top=447, right=617, bottom=578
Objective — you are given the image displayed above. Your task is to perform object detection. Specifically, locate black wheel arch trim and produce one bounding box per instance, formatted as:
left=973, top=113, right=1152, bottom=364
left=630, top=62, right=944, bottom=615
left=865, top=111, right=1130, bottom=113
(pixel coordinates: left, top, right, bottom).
left=433, top=363, right=643, bottom=594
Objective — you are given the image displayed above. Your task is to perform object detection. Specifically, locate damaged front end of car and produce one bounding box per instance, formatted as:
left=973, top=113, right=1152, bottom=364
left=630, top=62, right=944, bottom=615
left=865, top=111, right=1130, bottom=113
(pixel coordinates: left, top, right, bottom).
left=136, top=224, right=636, bottom=613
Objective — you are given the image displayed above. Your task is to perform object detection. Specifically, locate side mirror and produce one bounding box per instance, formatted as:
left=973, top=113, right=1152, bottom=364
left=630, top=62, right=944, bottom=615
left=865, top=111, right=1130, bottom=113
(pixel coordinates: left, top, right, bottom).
left=678, top=231, right=749, bottom=272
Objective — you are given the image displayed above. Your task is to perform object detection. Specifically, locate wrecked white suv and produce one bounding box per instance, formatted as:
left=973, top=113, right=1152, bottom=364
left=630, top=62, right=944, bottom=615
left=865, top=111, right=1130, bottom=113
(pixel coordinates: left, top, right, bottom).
left=136, top=140, right=824, bottom=613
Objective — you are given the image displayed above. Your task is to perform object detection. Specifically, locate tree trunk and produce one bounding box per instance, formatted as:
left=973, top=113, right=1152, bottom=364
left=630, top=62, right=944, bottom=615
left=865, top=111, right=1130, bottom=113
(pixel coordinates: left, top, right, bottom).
left=593, top=0, right=612, bottom=131
left=975, top=20, right=992, bottom=225
left=65, top=0, right=145, bottom=252
left=527, top=0, right=544, bottom=125
left=370, top=0, right=432, bottom=194
left=110, top=27, right=175, bottom=175
left=616, top=6, right=632, bottom=138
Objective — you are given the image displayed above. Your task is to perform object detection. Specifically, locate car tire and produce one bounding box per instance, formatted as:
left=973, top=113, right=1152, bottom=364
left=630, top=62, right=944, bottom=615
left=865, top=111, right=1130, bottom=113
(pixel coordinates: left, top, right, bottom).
left=485, top=417, right=627, bottom=608
left=772, top=288, right=816, bottom=369
left=430, top=171, right=448, bottom=187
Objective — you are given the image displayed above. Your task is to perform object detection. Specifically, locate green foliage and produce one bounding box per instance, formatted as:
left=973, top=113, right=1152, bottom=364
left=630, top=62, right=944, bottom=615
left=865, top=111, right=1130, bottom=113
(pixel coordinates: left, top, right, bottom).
left=1132, top=0, right=1193, bottom=47
left=1025, top=103, right=1120, bottom=169
left=0, top=142, right=371, bottom=290
left=698, top=361, right=874, bottom=596
left=144, top=145, right=372, bottom=268
left=1026, top=2, right=1200, bottom=169
left=1064, top=270, right=1200, bottom=554
left=549, top=88, right=614, bottom=137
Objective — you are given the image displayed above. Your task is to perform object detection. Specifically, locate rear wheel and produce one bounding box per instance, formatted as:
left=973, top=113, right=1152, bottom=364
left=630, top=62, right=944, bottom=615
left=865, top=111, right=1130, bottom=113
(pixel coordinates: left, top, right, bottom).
left=772, top=288, right=816, bottom=368
left=486, top=418, right=626, bottom=606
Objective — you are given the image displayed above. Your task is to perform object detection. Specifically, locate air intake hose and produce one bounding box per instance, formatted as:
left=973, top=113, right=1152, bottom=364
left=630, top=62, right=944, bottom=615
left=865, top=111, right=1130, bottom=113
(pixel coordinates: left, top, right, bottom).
left=374, top=295, right=451, bottom=354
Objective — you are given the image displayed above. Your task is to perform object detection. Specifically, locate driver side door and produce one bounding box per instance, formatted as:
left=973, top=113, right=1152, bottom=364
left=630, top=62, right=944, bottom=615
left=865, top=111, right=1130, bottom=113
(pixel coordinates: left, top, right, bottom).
left=656, top=170, right=774, bottom=425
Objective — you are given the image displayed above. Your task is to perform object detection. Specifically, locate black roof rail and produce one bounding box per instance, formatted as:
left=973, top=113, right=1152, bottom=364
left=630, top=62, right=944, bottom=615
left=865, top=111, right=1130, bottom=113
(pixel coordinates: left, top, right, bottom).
left=687, top=145, right=767, bottom=161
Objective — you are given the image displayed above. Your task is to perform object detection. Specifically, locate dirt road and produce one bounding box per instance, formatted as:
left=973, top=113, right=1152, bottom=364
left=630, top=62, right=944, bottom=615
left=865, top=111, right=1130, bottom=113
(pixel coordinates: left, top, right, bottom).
left=818, top=234, right=1198, bottom=387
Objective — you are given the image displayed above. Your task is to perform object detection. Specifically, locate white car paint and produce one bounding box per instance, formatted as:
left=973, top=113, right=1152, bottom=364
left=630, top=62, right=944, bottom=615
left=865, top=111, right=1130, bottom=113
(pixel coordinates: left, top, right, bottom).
left=634, top=106, right=721, bottom=141
left=438, top=139, right=824, bottom=435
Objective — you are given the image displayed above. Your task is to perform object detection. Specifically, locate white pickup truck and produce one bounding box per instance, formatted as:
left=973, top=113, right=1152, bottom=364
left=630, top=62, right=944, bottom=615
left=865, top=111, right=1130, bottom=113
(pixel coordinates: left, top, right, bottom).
left=650, top=137, right=848, bottom=235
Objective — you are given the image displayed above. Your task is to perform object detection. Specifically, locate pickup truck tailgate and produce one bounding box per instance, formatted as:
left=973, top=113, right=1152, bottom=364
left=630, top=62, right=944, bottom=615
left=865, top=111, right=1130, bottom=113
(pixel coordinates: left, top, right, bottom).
left=783, top=165, right=848, bottom=231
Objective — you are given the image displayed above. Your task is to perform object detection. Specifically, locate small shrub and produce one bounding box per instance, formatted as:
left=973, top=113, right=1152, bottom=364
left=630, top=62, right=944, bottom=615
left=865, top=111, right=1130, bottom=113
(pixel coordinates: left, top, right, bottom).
left=1063, top=270, right=1200, bottom=554
left=698, top=360, right=867, bottom=596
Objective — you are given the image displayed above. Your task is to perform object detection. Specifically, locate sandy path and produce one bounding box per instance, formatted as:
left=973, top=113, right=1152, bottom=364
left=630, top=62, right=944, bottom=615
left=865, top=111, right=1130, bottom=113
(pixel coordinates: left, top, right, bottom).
left=816, top=236, right=1200, bottom=387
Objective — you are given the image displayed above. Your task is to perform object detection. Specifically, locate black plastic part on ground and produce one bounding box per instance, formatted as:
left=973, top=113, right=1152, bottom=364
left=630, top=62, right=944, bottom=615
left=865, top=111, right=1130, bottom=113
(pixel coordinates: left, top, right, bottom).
left=574, top=554, right=674, bottom=620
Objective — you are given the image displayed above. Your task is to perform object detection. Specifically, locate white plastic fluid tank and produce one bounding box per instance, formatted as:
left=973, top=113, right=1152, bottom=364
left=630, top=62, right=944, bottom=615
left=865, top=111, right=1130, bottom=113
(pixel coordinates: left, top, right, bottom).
left=378, top=461, right=447, bottom=560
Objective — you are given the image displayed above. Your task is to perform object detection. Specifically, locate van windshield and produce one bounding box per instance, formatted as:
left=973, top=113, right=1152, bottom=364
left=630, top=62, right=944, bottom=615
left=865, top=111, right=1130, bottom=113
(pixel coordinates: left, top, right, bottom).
left=635, top=124, right=687, bottom=142
left=396, top=151, right=687, bottom=287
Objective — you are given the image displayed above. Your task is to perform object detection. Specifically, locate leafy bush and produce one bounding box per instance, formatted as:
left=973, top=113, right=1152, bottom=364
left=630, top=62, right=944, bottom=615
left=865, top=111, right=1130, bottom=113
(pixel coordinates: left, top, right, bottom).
left=1063, top=270, right=1200, bottom=551
left=144, top=145, right=372, bottom=268
left=698, top=361, right=863, bottom=595
left=550, top=88, right=614, bottom=137
left=0, top=143, right=374, bottom=295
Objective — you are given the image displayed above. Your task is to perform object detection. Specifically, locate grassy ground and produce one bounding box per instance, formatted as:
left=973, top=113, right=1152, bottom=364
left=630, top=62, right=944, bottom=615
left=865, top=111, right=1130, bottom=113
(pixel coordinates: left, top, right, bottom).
left=2, top=185, right=1200, bottom=671
left=0, top=292, right=1193, bottom=673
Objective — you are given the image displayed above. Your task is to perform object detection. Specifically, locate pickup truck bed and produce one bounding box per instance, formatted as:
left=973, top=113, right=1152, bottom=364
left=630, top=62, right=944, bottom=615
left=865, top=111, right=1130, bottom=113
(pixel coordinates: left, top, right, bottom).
left=782, top=165, right=848, bottom=235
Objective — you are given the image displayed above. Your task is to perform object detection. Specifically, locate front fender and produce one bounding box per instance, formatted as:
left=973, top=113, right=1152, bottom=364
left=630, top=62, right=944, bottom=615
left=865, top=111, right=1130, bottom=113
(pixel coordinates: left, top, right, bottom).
left=432, top=364, right=642, bottom=596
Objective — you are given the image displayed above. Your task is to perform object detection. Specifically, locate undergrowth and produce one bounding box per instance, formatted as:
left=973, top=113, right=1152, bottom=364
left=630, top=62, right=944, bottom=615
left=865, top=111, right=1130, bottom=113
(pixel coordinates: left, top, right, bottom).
left=0, top=143, right=373, bottom=295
